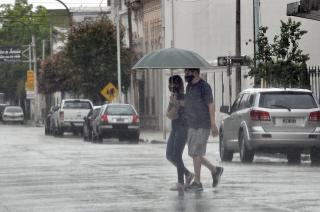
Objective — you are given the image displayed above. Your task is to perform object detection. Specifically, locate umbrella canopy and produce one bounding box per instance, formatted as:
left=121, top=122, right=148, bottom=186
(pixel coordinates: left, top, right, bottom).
left=132, top=48, right=213, bottom=69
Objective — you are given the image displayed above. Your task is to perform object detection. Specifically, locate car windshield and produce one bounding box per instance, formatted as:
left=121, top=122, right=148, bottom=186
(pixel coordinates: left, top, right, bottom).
left=105, top=105, right=135, bottom=115
left=63, top=101, right=91, bottom=109
left=259, top=92, right=317, bottom=109
left=6, top=107, right=23, bottom=113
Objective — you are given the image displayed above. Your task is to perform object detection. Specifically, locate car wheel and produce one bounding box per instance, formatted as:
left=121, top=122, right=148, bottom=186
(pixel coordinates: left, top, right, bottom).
left=119, top=135, right=127, bottom=142
left=83, top=126, right=88, bottom=141
left=92, top=133, right=97, bottom=143
left=287, top=150, right=301, bottom=164
left=88, top=130, right=94, bottom=142
left=129, top=132, right=139, bottom=144
left=310, top=147, right=320, bottom=165
left=55, top=128, right=64, bottom=137
left=239, top=131, right=254, bottom=163
left=45, top=126, right=49, bottom=135
left=88, top=130, right=93, bottom=141
left=219, top=129, right=233, bottom=162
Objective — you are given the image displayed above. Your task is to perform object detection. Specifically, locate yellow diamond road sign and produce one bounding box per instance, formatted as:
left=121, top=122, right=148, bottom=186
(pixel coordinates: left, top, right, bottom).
left=100, top=82, right=118, bottom=102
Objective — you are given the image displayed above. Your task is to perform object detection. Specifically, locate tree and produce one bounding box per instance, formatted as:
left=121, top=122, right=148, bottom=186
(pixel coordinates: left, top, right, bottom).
left=64, top=17, right=131, bottom=104
left=0, top=0, right=50, bottom=104
left=38, top=51, right=73, bottom=95
left=248, top=18, right=310, bottom=88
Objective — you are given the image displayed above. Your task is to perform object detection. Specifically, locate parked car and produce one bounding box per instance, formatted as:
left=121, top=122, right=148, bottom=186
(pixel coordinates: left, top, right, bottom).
left=219, top=88, right=320, bottom=164
left=83, top=106, right=101, bottom=141
left=45, top=105, right=60, bottom=135
left=2, top=106, right=24, bottom=124
left=92, top=103, right=140, bottom=143
left=0, top=103, right=9, bottom=121
left=51, top=99, right=93, bottom=136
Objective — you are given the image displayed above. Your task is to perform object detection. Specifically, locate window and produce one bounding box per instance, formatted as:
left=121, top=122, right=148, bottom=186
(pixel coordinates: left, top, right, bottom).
left=92, top=108, right=101, bottom=117
left=231, top=94, right=243, bottom=113
left=105, top=105, right=135, bottom=115
left=63, top=101, right=92, bottom=109
left=259, top=92, right=317, bottom=109
left=248, top=94, right=255, bottom=107
left=5, top=107, right=22, bottom=113
left=238, top=93, right=250, bottom=110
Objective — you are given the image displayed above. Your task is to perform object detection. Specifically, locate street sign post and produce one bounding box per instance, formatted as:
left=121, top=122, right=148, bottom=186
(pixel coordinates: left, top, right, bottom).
left=26, top=90, right=35, bottom=99
left=217, top=56, right=251, bottom=68
left=100, top=82, right=119, bottom=102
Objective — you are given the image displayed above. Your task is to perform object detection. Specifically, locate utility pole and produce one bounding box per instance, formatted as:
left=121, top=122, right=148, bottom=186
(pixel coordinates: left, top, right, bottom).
left=32, top=34, right=39, bottom=125
left=253, top=0, right=260, bottom=87
left=171, top=0, right=175, bottom=48
left=116, top=1, right=122, bottom=102
left=227, top=57, right=232, bottom=107
left=235, top=0, right=241, bottom=95
left=125, top=0, right=134, bottom=105
left=42, top=40, right=45, bottom=59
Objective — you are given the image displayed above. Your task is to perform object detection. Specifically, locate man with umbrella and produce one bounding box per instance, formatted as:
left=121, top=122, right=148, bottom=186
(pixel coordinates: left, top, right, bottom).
left=132, top=48, right=223, bottom=191
left=184, top=68, right=224, bottom=192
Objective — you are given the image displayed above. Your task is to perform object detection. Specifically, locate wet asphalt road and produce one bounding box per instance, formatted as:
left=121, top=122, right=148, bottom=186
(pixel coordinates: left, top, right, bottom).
left=0, top=124, right=320, bottom=212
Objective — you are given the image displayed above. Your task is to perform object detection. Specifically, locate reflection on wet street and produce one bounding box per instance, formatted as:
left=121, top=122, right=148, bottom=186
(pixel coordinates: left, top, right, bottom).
left=0, top=125, right=320, bottom=212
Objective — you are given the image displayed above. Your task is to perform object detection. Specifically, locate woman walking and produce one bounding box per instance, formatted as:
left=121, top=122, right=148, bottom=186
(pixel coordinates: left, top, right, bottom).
left=166, top=75, right=194, bottom=191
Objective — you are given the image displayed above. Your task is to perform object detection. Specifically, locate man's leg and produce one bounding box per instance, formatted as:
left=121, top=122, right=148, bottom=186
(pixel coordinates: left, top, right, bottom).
left=201, top=157, right=224, bottom=187
left=201, top=157, right=216, bottom=173
left=193, top=156, right=202, bottom=184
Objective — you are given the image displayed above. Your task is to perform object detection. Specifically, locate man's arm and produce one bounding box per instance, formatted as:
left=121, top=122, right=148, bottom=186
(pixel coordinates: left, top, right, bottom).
left=208, top=103, right=219, bottom=137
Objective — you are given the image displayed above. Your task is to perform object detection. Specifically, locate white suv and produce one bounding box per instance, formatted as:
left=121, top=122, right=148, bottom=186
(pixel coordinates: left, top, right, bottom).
left=219, top=88, right=320, bottom=164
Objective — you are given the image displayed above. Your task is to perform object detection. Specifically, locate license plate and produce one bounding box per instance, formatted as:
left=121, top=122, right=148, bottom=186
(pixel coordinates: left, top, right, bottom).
left=282, top=118, right=296, bottom=124
left=116, top=118, right=124, bottom=122
left=73, top=122, right=83, bottom=126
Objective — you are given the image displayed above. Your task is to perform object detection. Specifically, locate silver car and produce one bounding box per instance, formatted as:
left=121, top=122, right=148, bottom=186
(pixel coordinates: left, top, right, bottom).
left=92, top=103, right=140, bottom=143
left=2, top=106, right=24, bottom=124
left=219, top=88, right=320, bottom=164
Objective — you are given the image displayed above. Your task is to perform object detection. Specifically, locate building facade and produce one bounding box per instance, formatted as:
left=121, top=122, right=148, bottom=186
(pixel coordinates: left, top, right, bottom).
left=112, top=0, right=320, bottom=133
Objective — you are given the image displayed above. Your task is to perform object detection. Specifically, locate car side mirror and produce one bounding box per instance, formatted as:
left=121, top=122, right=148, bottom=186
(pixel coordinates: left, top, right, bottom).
left=220, top=105, right=230, bottom=114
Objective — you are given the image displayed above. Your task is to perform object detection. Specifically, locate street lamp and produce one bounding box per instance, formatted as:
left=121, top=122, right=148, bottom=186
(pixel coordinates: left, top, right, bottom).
left=55, top=0, right=72, bottom=26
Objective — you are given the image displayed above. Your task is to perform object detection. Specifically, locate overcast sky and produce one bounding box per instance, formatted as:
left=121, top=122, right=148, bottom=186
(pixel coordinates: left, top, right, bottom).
left=1, top=0, right=109, bottom=9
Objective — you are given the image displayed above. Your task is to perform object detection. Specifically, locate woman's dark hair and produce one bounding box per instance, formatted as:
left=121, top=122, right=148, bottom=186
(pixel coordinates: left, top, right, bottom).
left=168, top=75, right=184, bottom=93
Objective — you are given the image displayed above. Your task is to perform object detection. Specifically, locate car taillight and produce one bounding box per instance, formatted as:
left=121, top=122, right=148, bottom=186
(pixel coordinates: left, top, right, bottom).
left=59, top=111, right=64, bottom=121
left=250, top=110, right=270, bottom=121
left=132, top=115, right=140, bottom=123
left=101, top=114, right=108, bottom=123
left=309, top=111, right=320, bottom=121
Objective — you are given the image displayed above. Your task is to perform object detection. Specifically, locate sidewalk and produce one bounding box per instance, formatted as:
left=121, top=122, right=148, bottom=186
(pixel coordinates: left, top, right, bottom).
left=139, top=129, right=219, bottom=144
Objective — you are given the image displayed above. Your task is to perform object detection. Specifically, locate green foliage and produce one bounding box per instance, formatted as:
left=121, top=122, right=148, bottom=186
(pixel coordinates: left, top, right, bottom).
left=64, top=17, right=131, bottom=103
left=0, top=0, right=50, bottom=103
left=248, top=18, right=310, bottom=88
